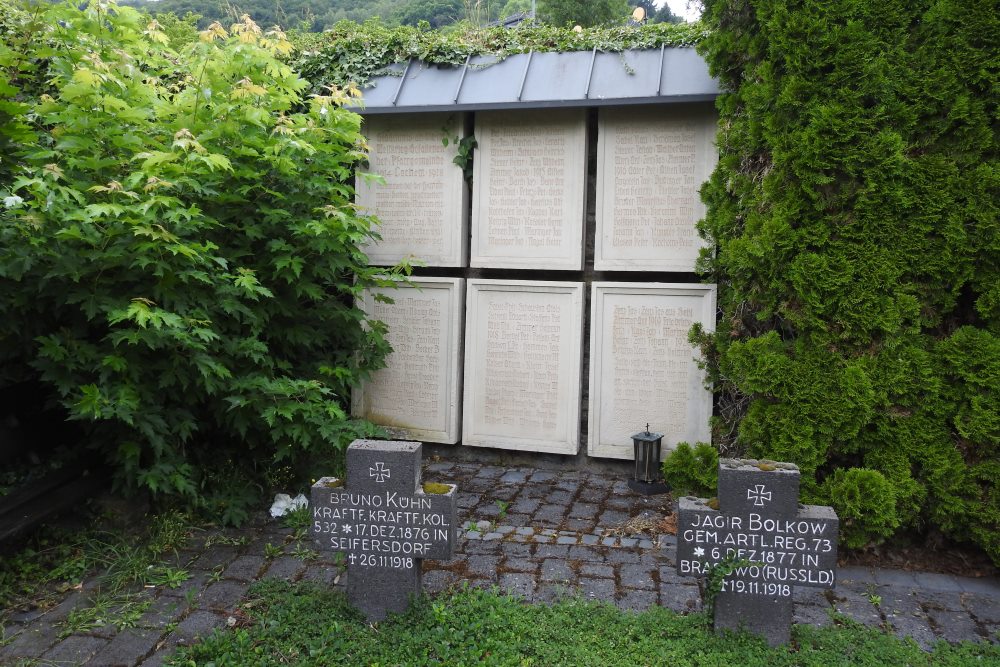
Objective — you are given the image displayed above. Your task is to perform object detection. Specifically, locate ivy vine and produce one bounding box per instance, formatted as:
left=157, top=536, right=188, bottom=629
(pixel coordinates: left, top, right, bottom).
left=290, top=19, right=709, bottom=93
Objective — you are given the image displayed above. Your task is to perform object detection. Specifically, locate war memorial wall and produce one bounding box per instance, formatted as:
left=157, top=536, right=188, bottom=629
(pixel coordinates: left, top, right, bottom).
left=352, top=105, right=718, bottom=461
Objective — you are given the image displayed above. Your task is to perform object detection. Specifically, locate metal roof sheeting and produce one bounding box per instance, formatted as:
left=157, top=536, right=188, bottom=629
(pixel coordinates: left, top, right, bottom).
left=349, top=47, right=720, bottom=114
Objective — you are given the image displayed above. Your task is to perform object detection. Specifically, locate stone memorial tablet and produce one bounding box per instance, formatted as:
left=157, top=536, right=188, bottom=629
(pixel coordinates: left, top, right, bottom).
left=471, top=110, right=586, bottom=270
left=352, top=278, right=464, bottom=444
left=595, top=106, right=718, bottom=271
left=357, top=113, right=468, bottom=267
left=588, top=283, right=716, bottom=460
left=463, top=280, right=584, bottom=454
left=311, top=439, right=457, bottom=621
left=676, top=459, right=839, bottom=646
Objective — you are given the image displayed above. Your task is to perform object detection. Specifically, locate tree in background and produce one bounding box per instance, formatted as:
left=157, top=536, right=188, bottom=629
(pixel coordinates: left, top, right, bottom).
left=691, top=0, right=998, bottom=561
left=537, top=0, right=630, bottom=26
left=394, top=0, right=464, bottom=27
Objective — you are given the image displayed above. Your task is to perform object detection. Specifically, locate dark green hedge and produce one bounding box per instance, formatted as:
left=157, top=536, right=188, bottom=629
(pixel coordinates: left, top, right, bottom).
left=695, top=0, right=998, bottom=559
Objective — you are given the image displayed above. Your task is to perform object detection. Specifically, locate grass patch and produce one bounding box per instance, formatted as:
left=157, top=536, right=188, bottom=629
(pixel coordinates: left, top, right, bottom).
left=167, top=580, right=1000, bottom=666
left=0, top=509, right=193, bottom=627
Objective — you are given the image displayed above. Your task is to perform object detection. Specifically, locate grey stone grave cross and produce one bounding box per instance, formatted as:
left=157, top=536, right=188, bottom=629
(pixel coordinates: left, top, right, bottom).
left=676, top=459, right=839, bottom=646
left=310, top=439, right=457, bottom=621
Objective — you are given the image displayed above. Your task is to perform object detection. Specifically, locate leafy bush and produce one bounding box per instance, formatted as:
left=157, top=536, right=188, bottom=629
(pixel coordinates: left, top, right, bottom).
left=0, top=1, right=400, bottom=518
left=662, top=442, right=719, bottom=497
left=696, top=0, right=998, bottom=561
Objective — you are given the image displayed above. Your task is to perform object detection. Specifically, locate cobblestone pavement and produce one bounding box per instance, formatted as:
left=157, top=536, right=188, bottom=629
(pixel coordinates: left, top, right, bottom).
left=2, top=462, right=998, bottom=665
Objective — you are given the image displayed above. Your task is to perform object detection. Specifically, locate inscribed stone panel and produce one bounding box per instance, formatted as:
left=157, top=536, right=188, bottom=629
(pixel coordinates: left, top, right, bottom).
left=463, top=280, right=584, bottom=454
left=594, top=106, right=718, bottom=271
left=471, top=110, right=586, bottom=269
left=352, top=278, right=464, bottom=444
left=587, top=283, right=716, bottom=459
left=357, top=114, right=468, bottom=267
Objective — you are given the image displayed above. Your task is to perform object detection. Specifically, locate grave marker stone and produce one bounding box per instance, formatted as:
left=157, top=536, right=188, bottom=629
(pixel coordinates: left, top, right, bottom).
left=587, top=283, right=716, bottom=460
left=471, top=109, right=586, bottom=269
left=311, top=440, right=457, bottom=621
left=356, top=113, right=468, bottom=267
left=463, top=279, right=584, bottom=454
left=352, top=278, right=465, bottom=444
left=595, top=106, right=717, bottom=271
left=676, top=459, right=839, bottom=646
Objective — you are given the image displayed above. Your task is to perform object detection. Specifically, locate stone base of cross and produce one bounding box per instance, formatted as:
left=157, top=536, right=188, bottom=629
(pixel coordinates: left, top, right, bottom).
left=676, top=459, right=839, bottom=646
left=311, top=440, right=457, bottom=622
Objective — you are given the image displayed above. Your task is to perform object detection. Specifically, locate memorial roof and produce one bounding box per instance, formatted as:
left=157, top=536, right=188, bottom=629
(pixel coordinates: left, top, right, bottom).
left=349, top=47, right=720, bottom=115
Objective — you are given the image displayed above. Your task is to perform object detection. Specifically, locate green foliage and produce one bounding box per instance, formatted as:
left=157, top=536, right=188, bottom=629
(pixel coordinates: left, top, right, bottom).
left=290, top=19, right=707, bottom=94
left=696, top=0, right=1000, bottom=562
left=538, top=0, right=631, bottom=27
left=0, top=1, right=401, bottom=513
left=167, top=579, right=1000, bottom=665
left=662, top=441, right=719, bottom=496
left=821, top=469, right=900, bottom=549
left=395, top=0, right=464, bottom=28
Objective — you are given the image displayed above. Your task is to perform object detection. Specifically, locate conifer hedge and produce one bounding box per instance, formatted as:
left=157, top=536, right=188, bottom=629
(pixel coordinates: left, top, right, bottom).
left=694, top=0, right=998, bottom=561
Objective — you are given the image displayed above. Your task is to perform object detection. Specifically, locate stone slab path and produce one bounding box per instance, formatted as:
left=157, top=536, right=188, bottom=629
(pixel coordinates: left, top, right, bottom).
left=2, top=462, right=998, bottom=665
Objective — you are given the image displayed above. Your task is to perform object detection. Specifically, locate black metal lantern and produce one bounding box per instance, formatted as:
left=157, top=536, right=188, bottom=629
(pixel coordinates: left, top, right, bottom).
left=627, top=425, right=669, bottom=495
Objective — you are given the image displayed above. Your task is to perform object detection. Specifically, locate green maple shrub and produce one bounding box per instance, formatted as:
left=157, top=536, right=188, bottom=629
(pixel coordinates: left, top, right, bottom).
left=695, top=0, right=998, bottom=561
left=0, top=1, right=399, bottom=521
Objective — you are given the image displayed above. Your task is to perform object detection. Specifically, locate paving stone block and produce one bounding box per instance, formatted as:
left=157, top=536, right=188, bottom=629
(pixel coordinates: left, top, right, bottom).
left=456, top=495, right=478, bottom=509
left=792, top=604, right=834, bottom=629
left=534, top=504, right=566, bottom=523
left=545, top=490, right=573, bottom=505
left=499, top=470, right=528, bottom=484
left=577, top=488, right=609, bottom=504
left=957, top=577, right=1000, bottom=596
left=927, top=609, right=982, bottom=643
left=659, top=585, right=701, bottom=613
left=872, top=569, right=919, bottom=587
left=605, top=549, right=641, bottom=565
left=138, top=596, right=186, bottom=628
left=568, top=502, right=598, bottom=519
left=191, top=546, right=239, bottom=572
left=555, top=536, right=577, bottom=545
left=87, top=627, right=163, bottom=667
left=540, top=559, right=574, bottom=582
left=475, top=467, right=504, bottom=479
left=832, top=589, right=883, bottom=627
left=619, top=564, right=656, bottom=590
left=579, top=563, right=614, bottom=579
left=619, top=538, right=638, bottom=548
left=913, top=572, right=964, bottom=593
left=299, top=565, right=339, bottom=588
left=466, top=555, right=500, bottom=578
left=534, top=544, right=570, bottom=560
left=529, top=471, right=557, bottom=483
left=616, top=589, right=657, bottom=612
left=464, top=539, right=502, bottom=555
left=499, top=574, right=536, bottom=599
left=500, top=542, right=533, bottom=558
left=201, top=581, right=247, bottom=611
left=40, top=635, right=107, bottom=665
left=0, top=620, right=61, bottom=660
left=964, top=593, right=1000, bottom=625
left=597, top=509, right=628, bottom=525
left=578, top=577, right=616, bottom=602
left=920, top=590, right=965, bottom=612
left=507, top=497, right=542, bottom=514
left=581, top=534, right=600, bottom=546
left=422, top=570, right=455, bottom=594
left=224, top=555, right=266, bottom=583
left=887, top=613, right=938, bottom=650
left=564, top=518, right=596, bottom=533
left=567, top=545, right=604, bottom=562
left=502, top=557, right=539, bottom=573
left=262, top=556, right=306, bottom=582
left=172, top=611, right=222, bottom=646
